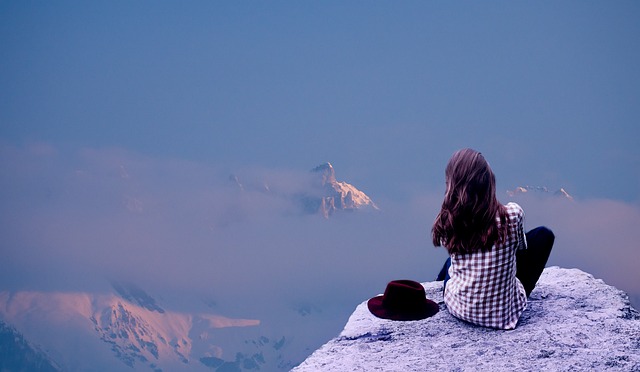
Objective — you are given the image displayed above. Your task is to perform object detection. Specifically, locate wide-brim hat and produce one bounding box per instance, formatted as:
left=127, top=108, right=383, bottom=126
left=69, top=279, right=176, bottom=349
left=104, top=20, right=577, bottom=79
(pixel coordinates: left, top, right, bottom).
left=367, top=280, right=439, bottom=321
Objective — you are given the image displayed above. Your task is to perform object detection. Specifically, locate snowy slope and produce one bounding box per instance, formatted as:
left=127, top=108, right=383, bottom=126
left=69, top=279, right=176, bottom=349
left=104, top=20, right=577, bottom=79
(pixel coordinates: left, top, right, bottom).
left=0, top=289, right=288, bottom=371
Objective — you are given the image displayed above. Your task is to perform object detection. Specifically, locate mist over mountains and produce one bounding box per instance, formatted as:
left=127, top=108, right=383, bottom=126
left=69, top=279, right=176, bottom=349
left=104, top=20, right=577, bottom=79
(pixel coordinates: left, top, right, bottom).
left=2, top=1, right=638, bottom=369
left=0, top=156, right=384, bottom=371
left=1, top=145, right=638, bottom=371
left=231, top=162, right=379, bottom=219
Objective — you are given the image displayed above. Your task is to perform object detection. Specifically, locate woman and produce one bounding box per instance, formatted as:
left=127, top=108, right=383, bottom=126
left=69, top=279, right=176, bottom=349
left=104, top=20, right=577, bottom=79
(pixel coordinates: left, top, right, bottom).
left=433, top=148, right=554, bottom=330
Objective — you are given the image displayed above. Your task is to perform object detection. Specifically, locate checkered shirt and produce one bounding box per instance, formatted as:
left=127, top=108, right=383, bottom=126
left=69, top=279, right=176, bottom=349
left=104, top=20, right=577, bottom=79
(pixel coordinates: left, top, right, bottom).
left=443, top=202, right=528, bottom=330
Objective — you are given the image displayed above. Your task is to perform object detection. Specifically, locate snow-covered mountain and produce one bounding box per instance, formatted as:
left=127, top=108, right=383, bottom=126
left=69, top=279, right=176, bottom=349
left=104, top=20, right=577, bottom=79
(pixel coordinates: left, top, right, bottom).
left=230, top=162, right=379, bottom=219
left=506, top=185, right=574, bottom=201
left=0, top=285, right=297, bottom=371
left=303, top=163, right=379, bottom=218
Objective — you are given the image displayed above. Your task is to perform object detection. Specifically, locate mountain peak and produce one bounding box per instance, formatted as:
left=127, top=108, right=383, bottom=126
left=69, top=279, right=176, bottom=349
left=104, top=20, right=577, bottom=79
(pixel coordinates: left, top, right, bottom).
left=110, top=281, right=165, bottom=313
left=228, top=163, right=378, bottom=218
left=305, top=162, right=378, bottom=218
left=554, top=188, right=574, bottom=201
left=311, top=162, right=336, bottom=186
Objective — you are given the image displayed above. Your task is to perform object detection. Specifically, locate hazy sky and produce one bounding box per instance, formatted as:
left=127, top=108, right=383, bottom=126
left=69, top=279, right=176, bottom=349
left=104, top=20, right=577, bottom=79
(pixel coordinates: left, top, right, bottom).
left=1, top=1, right=640, bottom=364
left=2, top=1, right=639, bottom=201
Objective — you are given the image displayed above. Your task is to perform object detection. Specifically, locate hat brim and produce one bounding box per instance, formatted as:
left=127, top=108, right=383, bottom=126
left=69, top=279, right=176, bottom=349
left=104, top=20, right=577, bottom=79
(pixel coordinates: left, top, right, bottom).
left=367, top=295, right=439, bottom=321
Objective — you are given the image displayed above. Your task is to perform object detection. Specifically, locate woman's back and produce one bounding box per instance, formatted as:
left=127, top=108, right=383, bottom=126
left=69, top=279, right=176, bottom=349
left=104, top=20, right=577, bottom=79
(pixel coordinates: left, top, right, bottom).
left=443, top=202, right=527, bottom=330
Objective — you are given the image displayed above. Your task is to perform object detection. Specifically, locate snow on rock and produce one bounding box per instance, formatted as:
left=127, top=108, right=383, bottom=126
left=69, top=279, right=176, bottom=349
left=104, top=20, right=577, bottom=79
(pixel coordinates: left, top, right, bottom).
left=293, top=267, right=640, bottom=371
left=0, top=291, right=260, bottom=371
left=309, top=162, right=379, bottom=218
left=228, top=162, right=378, bottom=219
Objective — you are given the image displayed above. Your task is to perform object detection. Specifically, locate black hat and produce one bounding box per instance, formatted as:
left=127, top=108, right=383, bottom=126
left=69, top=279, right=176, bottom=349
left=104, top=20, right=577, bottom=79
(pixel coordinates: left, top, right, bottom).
left=367, top=280, right=439, bottom=321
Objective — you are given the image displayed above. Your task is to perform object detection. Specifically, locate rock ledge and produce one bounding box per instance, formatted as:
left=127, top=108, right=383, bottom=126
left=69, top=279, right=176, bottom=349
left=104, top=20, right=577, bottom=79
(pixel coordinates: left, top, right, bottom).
left=294, top=267, right=640, bottom=371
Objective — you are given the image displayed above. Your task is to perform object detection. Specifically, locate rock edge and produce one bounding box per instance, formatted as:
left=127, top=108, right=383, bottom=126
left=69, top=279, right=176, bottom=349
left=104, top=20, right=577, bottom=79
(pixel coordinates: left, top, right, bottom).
left=293, top=267, right=640, bottom=371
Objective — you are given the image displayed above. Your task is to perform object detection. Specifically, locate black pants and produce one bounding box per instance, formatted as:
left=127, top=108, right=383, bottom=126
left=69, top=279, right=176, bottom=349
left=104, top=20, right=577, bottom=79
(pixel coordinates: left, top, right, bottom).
left=437, top=226, right=555, bottom=297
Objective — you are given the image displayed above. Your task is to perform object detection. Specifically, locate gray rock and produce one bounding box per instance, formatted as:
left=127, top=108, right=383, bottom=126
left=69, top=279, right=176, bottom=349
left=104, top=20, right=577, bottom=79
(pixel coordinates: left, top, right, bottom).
left=293, top=267, right=640, bottom=371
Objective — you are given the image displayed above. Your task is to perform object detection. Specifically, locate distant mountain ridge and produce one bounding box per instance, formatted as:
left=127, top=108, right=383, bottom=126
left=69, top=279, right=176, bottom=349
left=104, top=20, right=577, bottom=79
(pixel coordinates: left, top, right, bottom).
left=507, top=185, right=574, bottom=201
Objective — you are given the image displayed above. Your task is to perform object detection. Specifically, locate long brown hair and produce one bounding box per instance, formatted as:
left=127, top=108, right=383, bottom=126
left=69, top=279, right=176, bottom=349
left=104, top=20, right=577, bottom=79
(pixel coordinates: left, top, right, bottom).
left=432, top=148, right=508, bottom=254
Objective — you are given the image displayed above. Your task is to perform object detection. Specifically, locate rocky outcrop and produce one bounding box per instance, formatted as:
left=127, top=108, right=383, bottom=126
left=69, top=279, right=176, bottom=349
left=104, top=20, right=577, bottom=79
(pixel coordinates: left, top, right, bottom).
left=294, top=267, right=640, bottom=371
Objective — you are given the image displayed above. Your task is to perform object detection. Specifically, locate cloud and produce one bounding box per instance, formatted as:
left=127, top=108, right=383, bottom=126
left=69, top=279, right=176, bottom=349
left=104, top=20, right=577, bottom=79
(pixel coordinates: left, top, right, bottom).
left=1, top=141, right=638, bottom=369
left=0, top=144, right=438, bottom=311
left=508, top=193, right=640, bottom=306
left=1, top=142, right=638, bottom=319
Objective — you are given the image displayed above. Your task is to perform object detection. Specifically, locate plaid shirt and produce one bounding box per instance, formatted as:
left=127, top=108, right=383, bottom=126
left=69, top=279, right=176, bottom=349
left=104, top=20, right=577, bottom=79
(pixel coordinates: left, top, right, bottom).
left=443, top=202, right=528, bottom=330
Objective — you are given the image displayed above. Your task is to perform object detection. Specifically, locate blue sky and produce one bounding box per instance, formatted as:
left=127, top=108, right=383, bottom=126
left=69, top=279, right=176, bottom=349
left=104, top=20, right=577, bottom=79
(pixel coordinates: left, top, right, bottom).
left=2, top=1, right=639, bottom=201
left=1, top=1, right=640, bottom=364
